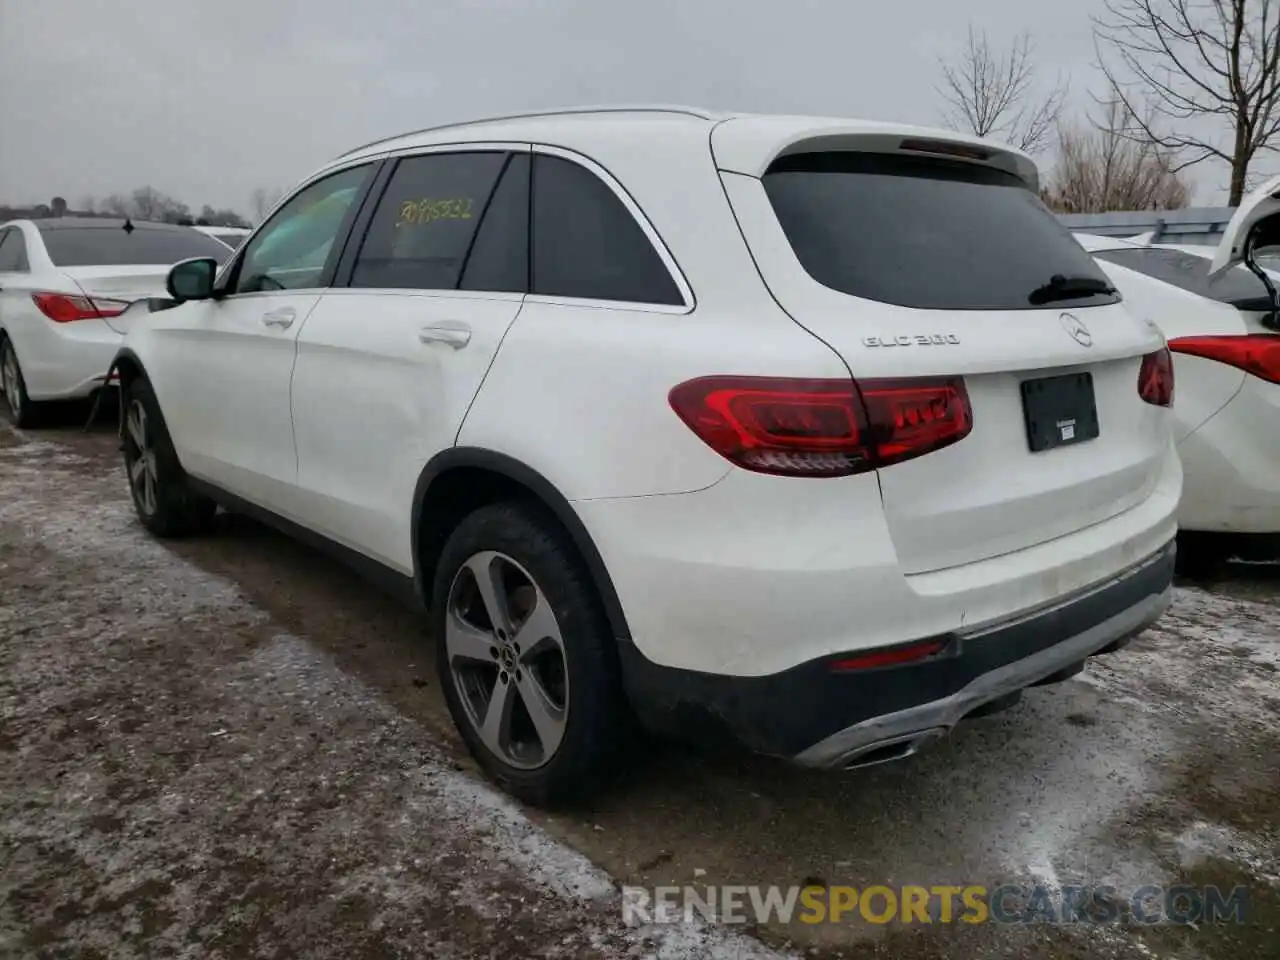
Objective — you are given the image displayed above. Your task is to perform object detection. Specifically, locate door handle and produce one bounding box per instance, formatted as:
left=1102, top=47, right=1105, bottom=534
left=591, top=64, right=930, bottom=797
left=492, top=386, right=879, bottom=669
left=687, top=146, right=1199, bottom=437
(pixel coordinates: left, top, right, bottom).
left=418, top=321, right=471, bottom=348
left=261, top=307, right=296, bottom=329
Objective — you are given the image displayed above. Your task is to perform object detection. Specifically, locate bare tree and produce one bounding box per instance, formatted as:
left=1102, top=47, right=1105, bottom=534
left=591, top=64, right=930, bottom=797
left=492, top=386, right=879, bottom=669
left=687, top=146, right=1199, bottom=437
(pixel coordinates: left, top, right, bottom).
left=938, top=26, right=1069, bottom=154
left=1094, top=0, right=1280, bottom=205
left=99, top=194, right=131, bottom=216
left=250, top=187, right=284, bottom=222
left=1044, top=100, right=1192, bottom=212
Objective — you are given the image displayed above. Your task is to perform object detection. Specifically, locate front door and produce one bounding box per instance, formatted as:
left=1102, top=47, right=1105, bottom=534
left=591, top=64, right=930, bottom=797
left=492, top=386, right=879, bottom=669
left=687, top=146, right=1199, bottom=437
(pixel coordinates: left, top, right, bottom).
left=146, top=162, right=377, bottom=514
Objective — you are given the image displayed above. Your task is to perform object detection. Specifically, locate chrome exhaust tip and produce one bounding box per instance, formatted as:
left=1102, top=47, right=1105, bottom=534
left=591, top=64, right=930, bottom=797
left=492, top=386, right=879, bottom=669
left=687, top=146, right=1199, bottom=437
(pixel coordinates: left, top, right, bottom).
left=840, top=728, right=948, bottom=771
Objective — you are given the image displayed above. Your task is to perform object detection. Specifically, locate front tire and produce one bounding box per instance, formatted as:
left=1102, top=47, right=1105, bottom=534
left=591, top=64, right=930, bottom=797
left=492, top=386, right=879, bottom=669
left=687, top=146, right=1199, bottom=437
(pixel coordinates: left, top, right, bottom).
left=0, top=335, right=38, bottom=429
left=121, top=377, right=217, bottom=537
left=432, top=502, right=625, bottom=806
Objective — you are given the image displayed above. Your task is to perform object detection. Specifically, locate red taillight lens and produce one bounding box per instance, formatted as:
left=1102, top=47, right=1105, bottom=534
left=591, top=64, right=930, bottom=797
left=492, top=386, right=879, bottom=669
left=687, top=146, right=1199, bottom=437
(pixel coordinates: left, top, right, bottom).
left=1168, top=334, right=1280, bottom=385
left=667, top=375, right=973, bottom=477
left=1138, top=348, right=1174, bottom=407
left=829, top=639, right=948, bottom=672
left=31, top=292, right=129, bottom=323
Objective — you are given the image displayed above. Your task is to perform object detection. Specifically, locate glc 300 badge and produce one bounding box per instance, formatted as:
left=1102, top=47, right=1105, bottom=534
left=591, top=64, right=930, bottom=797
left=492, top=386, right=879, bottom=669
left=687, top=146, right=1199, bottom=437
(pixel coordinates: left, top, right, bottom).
left=862, top=334, right=961, bottom=347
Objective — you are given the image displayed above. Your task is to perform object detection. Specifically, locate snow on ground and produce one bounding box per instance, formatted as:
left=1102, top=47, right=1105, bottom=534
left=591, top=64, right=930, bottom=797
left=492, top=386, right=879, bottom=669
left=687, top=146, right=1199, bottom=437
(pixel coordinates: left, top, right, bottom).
left=0, top=430, right=792, bottom=960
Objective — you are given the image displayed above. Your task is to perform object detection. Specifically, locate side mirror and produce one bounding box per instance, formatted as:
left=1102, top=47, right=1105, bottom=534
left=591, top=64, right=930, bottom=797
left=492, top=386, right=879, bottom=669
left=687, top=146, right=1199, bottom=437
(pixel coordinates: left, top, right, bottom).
left=166, top=257, right=219, bottom=302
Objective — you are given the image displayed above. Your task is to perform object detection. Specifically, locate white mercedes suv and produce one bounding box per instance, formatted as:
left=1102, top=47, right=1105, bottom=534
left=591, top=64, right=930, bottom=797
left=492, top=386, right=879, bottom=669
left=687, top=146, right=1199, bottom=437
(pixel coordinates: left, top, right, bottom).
left=111, top=106, right=1180, bottom=805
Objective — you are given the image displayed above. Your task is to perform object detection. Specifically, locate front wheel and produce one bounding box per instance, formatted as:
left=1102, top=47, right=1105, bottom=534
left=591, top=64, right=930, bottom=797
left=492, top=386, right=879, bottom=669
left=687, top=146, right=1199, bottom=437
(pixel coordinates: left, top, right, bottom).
left=121, top=377, right=217, bottom=537
left=432, top=502, right=626, bottom=806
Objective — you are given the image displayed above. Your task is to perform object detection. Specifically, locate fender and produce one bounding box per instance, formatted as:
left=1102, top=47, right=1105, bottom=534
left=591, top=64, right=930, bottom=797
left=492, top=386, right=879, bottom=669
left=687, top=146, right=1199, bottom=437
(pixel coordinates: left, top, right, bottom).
left=412, top=447, right=632, bottom=642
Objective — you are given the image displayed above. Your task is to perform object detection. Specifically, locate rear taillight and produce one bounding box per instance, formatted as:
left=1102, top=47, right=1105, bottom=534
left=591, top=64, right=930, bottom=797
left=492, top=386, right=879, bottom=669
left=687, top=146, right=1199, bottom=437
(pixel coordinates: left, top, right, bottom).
left=1138, top=348, right=1174, bottom=407
left=1168, top=334, right=1280, bottom=385
left=31, top=292, right=129, bottom=323
left=667, top=375, right=973, bottom=478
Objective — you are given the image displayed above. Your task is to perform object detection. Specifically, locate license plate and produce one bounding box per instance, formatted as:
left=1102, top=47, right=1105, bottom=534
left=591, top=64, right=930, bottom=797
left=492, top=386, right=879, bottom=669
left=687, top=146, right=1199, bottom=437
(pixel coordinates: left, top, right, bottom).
left=1020, top=372, right=1099, bottom=452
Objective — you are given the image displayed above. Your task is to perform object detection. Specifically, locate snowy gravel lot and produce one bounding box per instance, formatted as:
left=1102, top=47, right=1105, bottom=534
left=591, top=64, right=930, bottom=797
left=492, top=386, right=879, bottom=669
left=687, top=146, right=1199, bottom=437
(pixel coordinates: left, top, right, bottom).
left=1, top=416, right=1277, bottom=960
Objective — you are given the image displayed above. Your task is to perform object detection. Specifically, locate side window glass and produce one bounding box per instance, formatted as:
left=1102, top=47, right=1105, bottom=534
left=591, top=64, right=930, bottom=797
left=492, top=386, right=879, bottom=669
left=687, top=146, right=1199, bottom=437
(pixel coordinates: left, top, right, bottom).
left=351, top=152, right=506, bottom=290
left=531, top=155, right=683, bottom=306
left=459, top=153, right=530, bottom=294
left=0, top=229, right=28, bottom=272
left=233, top=164, right=372, bottom=294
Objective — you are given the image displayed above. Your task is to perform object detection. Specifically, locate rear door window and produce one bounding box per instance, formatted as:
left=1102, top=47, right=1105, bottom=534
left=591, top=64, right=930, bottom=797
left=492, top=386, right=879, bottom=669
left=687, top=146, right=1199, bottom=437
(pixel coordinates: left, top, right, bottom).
left=350, top=151, right=507, bottom=291
left=530, top=154, right=683, bottom=306
left=762, top=152, right=1120, bottom=311
left=39, top=225, right=230, bottom=267
left=1092, top=246, right=1270, bottom=307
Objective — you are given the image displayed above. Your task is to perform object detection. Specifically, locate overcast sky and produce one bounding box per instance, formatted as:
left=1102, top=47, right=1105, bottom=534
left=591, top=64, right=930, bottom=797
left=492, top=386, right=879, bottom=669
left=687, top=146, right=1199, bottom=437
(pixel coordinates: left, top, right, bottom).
left=0, top=0, right=1235, bottom=214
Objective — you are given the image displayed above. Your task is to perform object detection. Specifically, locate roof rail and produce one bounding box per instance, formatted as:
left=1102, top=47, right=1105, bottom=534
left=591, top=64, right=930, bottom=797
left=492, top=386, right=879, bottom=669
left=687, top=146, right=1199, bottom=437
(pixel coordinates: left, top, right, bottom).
left=333, top=104, right=723, bottom=160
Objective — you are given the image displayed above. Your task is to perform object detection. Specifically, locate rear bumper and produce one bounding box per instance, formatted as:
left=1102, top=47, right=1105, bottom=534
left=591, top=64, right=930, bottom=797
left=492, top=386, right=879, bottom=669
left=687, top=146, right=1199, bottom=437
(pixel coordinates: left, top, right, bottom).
left=8, top=317, right=122, bottom=401
left=618, top=539, right=1175, bottom=766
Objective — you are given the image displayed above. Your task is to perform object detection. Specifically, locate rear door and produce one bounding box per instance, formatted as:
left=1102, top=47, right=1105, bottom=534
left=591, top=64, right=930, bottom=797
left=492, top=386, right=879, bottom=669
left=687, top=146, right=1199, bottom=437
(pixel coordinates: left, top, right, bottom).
left=288, top=147, right=530, bottom=572
left=717, top=139, right=1168, bottom=574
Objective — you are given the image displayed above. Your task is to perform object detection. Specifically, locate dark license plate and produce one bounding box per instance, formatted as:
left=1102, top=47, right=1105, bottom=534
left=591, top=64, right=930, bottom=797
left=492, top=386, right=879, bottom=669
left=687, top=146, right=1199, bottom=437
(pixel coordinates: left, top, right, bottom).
left=1020, top=372, right=1100, bottom=452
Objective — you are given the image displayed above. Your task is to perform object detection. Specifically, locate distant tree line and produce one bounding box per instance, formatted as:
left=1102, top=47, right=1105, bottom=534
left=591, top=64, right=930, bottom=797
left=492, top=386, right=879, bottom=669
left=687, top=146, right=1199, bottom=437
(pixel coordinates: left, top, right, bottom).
left=1, top=184, right=285, bottom=228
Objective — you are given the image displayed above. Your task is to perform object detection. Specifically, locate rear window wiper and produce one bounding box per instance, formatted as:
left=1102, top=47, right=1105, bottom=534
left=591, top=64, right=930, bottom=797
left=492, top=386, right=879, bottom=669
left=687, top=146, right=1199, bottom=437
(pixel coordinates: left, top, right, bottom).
left=1028, top=274, right=1117, bottom=306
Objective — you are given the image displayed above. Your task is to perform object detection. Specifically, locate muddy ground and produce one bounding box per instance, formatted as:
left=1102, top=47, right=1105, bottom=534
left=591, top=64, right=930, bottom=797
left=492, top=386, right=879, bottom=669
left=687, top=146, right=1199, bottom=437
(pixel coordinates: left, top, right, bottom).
left=1, top=411, right=1277, bottom=959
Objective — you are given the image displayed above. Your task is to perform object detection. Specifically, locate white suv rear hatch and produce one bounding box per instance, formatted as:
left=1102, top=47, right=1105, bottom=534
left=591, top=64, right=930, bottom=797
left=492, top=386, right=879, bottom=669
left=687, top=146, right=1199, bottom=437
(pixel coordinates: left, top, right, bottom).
left=715, top=120, right=1170, bottom=574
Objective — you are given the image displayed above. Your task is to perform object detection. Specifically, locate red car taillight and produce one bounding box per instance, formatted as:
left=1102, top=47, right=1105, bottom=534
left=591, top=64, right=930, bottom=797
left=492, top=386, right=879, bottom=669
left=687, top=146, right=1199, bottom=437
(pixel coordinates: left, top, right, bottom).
left=828, top=638, right=948, bottom=672
left=1137, top=348, right=1174, bottom=407
left=31, top=292, right=129, bottom=323
left=667, top=375, right=973, bottom=478
left=1168, top=333, right=1280, bottom=385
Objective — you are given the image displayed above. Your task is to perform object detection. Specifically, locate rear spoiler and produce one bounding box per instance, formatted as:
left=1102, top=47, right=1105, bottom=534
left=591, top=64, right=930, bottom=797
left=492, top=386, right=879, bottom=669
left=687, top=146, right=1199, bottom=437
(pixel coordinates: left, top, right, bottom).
left=711, top=118, right=1039, bottom=191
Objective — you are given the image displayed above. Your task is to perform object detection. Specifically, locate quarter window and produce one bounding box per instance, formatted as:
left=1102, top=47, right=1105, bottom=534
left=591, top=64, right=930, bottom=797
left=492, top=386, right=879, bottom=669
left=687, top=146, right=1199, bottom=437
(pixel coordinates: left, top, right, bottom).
left=0, top=229, right=29, bottom=272
left=233, top=164, right=373, bottom=294
left=531, top=155, right=683, bottom=306
left=351, top=152, right=506, bottom=291
left=459, top=153, right=530, bottom=294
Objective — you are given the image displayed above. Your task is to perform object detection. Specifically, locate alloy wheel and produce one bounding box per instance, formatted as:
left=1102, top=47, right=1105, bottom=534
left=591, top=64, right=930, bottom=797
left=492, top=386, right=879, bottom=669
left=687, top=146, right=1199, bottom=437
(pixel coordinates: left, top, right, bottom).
left=125, top=399, right=159, bottom=516
left=446, top=550, right=569, bottom=769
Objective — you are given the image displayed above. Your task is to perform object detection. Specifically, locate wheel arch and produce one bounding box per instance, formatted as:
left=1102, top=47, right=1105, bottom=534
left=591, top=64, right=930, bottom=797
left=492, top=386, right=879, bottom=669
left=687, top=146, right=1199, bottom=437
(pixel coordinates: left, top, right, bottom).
left=412, top=447, right=632, bottom=642
left=111, top=347, right=146, bottom=391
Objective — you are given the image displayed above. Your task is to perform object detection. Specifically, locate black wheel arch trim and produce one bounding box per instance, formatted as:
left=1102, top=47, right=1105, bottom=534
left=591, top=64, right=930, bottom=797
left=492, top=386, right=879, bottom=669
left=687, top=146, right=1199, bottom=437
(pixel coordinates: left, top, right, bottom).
left=412, top=447, right=632, bottom=641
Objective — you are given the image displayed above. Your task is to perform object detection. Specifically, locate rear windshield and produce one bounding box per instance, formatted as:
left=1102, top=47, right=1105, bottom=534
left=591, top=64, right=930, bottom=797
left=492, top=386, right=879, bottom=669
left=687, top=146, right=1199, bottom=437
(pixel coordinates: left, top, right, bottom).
left=762, top=152, right=1120, bottom=311
left=1092, top=246, right=1270, bottom=307
left=38, top=225, right=233, bottom=267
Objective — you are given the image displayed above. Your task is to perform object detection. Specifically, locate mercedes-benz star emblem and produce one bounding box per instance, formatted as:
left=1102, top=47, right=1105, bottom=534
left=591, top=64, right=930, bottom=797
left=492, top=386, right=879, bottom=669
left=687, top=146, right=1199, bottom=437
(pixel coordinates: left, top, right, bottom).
left=1060, top=313, right=1093, bottom=347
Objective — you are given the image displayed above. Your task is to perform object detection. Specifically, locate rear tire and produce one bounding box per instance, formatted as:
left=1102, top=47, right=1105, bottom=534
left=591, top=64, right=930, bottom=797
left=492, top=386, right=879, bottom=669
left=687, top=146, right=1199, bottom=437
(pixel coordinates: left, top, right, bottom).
left=0, top=335, right=39, bottom=429
left=121, top=377, right=217, bottom=538
left=1175, top=533, right=1231, bottom=581
left=432, top=501, right=626, bottom=806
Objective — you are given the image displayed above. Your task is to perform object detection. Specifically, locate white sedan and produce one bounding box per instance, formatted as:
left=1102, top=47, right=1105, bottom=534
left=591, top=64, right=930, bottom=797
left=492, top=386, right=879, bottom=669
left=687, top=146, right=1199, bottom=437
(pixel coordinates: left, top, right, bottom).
left=0, top=217, right=233, bottom=427
left=1077, top=180, right=1280, bottom=573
